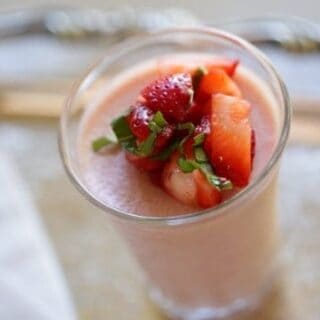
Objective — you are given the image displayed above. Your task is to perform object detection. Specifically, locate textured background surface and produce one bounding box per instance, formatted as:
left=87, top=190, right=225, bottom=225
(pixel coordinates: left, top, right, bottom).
left=1, top=117, right=320, bottom=320
left=1, top=1, right=320, bottom=319
left=1, top=0, right=320, bottom=23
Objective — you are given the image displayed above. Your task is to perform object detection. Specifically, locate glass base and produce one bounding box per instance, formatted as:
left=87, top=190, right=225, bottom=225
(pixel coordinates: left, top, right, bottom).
left=149, top=275, right=276, bottom=320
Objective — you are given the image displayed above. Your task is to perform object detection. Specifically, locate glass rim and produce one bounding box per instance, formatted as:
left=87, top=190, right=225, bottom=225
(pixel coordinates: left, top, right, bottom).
left=59, top=26, right=291, bottom=227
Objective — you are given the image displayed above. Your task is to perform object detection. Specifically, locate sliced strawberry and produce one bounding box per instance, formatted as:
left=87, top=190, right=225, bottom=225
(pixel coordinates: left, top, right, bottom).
left=141, top=73, right=193, bottom=122
left=126, top=152, right=163, bottom=171
left=162, top=152, right=198, bottom=206
left=162, top=152, right=221, bottom=208
left=127, top=104, right=153, bottom=140
left=153, top=124, right=175, bottom=153
left=186, top=100, right=211, bottom=122
left=196, top=68, right=242, bottom=103
left=206, top=59, right=239, bottom=77
left=193, top=170, right=222, bottom=208
left=157, top=58, right=239, bottom=77
left=208, top=94, right=252, bottom=187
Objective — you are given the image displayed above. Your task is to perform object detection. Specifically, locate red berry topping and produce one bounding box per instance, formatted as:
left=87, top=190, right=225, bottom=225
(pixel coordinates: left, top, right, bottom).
left=208, top=94, right=252, bottom=187
left=206, top=59, right=239, bottom=77
left=154, top=124, right=175, bottom=153
left=196, top=68, right=241, bottom=104
left=125, top=152, right=163, bottom=171
left=141, top=73, right=193, bottom=122
left=193, top=169, right=222, bottom=208
left=162, top=152, right=222, bottom=208
left=127, top=104, right=153, bottom=140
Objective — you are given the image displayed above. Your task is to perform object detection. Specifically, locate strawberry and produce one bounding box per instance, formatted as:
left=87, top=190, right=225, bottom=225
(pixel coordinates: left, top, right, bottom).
left=162, top=152, right=198, bottom=206
left=186, top=100, right=212, bottom=122
left=125, top=152, right=164, bottom=171
left=127, top=104, right=174, bottom=154
left=208, top=94, right=252, bottom=187
left=196, top=68, right=241, bottom=103
left=206, top=59, right=239, bottom=77
left=153, top=124, right=175, bottom=153
left=127, top=104, right=153, bottom=140
left=193, top=170, right=222, bottom=208
left=157, top=58, right=239, bottom=77
left=141, top=73, right=193, bottom=122
left=162, top=152, right=221, bottom=208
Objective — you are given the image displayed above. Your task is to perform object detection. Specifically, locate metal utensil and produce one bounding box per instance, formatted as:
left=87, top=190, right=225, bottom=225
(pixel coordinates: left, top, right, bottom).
left=0, top=7, right=319, bottom=52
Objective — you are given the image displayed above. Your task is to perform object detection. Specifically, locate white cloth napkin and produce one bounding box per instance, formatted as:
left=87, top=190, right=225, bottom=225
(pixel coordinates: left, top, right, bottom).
left=0, top=153, right=77, bottom=320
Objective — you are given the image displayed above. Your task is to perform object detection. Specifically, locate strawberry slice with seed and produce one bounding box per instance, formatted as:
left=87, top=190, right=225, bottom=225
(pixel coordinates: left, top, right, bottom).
left=141, top=73, right=193, bottom=122
left=127, top=104, right=153, bottom=140
left=196, top=68, right=241, bottom=103
left=162, top=152, right=222, bottom=208
left=208, top=94, right=252, bottom=187
left=193, top=169, right=222, bottom=208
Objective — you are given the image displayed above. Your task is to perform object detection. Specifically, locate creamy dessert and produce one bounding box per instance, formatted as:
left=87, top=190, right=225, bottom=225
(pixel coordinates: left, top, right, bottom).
left=77, top=54, right=280, bottom=316
left=78, top=54, right=278, bottom=215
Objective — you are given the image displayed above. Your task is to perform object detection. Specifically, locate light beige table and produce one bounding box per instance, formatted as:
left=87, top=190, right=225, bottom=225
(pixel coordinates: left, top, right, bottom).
left=1, top=115, right=320, bottom=320
left=0, top=4, right=320, bottom=317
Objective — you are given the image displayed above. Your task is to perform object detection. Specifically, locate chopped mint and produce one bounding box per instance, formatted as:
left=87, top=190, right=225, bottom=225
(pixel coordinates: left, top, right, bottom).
left=153, top=111, right=168, bottom=128
left=148, top=121, right=162, bottom=133
left=199, top=163, right=233, bottom=191
left=111, top=116, right=134, bottom=143
left=192, top=66, right=208, bottom=90
left=92, top=136, right=117, bottom=152
left=177, top=122, right=195, bottom=134
left=194, top=147, right=208, bottom=163
left=193, top=133, right=205, bottom=146
left=136, top=131, right=157, bottom=156
left=177, top=156, right=200, bottom=173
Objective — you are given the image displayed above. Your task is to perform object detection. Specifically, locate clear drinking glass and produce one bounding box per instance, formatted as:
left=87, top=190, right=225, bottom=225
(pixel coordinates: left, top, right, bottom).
left=59, top=27, right=290, bottom=319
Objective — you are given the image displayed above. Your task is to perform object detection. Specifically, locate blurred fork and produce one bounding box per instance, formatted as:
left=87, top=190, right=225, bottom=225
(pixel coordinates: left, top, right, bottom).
left=0, top=7, right=319, bottom=53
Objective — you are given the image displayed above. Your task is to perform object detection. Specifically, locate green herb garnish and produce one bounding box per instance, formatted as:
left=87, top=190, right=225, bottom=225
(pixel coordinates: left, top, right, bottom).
left=153, top=111, right=168, bottom=128
left=193, top=133, right=205, bottom=146
left=177, top=156, right=200, bottom=173
left=192, top=66, right=208, bottom=90
left=199, top=163, right=233, bottom=191
left=177, top=122, right=195, bottom=134
left=136, top=131, right=157, bottom=156
left=194, top=147, right=208, bottom=163
left=92, top=136, right=116, bottom=152
left=111, top=116, right=134, bottom=143
left=148, top=121, right=162, bottom=133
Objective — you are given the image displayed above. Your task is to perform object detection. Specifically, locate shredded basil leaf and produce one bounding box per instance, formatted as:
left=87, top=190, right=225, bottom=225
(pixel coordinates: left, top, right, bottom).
left=194, top=147, right=208, bottom=163
left=148, top=121, right=161, bottom=133
left=177, top=122, right=195, bottom=134
left=92, top=136, right=116, bottom=152
left=177, top=156, right=200, bottom=173
left=136, top=131, right=157, bottom=156
left=193, top=133, right=205, bottom=146
left=192, top=66, right=208, bottom=90
left=199, top=164, right=233, bottom=191
left=111, top=116, right=134, bottom=142
left=153, top=111, right=168, bottom=128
